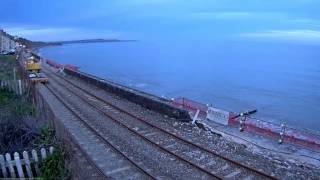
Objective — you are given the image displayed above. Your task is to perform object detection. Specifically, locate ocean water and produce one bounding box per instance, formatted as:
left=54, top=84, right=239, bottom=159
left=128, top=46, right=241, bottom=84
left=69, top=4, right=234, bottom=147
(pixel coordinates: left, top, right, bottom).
left=39, top=40, right=320, bottom=131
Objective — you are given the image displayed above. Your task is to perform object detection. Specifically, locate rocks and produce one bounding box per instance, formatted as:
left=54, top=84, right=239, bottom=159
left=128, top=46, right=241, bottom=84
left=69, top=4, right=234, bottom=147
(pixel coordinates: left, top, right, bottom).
left=44, top=66, right=320, bottom=179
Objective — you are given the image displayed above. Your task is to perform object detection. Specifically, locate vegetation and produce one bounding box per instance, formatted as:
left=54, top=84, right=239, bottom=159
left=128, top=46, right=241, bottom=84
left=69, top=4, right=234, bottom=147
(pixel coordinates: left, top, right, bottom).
left=38, top=125, right=56, bottom=146
left=38, top=126, right=69, bottom=180
left=0, top=55, right=17, bottom=79
left=0, top=89, right=68, bottom=178
left=0, top=54, right=38, bottom=153
left=0, top=88, right=38, bottom=153
left=0, top=54, right=68, bottom=178
left=41, top=146, right=68, bottom=180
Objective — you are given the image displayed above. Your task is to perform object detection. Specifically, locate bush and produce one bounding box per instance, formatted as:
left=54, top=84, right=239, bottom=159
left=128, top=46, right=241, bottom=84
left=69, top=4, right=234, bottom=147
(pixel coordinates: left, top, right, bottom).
left=0, top=88, right=15, bottom=105
left=39, top=126, right=69, bottom=179
left=39, top=125, right=56, bottom=146
left=41, top=146, right=68, bottom=180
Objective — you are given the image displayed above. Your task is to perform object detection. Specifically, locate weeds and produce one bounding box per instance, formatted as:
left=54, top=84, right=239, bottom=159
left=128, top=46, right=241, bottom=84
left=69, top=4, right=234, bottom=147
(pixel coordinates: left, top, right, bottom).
left=0, top=55, right=17, bottom=79
left=14, top=102, right=37, bottom=116
left=38, top=126, right=69, bottom=180
left=0, top=88, right=39, bottom=153
left=0, top=88, right=15, bottom=105
left=0, top=88, right=36, bottom=118
left=39, top=125, right=56, bottom=146
left=0, top=55, right=68, bottom=178
left=41, top=146, right=68, bottom=180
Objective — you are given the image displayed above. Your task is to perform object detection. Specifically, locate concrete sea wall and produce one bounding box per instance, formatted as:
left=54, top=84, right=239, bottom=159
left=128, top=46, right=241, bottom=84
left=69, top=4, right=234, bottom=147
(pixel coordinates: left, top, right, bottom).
left=63, top=68, right=192, bottom=121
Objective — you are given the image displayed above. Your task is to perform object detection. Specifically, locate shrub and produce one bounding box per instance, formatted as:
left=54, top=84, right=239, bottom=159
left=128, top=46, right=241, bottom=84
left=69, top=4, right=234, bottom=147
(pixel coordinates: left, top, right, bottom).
left=41, top=146, right=68, bottom=180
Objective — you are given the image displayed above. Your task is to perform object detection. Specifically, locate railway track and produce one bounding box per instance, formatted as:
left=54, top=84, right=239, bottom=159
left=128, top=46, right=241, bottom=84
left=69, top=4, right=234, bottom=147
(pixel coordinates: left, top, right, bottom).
left=43, top=67, right=277, bottom=179
left=44, top=71, right=219, bottom=179
left=44, top=84, right=155, bottom=179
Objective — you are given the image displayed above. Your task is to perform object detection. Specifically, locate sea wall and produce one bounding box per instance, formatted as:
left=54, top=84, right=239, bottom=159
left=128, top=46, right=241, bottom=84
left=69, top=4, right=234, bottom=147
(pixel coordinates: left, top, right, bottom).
left=63, top=68, right=192, bottom=121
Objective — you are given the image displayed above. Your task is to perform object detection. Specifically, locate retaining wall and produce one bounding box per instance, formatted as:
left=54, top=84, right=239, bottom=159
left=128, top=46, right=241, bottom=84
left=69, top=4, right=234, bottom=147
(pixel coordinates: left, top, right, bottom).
left=63, top=68, right=191, bottom=122
left=34, top=86, right=105, bottom=179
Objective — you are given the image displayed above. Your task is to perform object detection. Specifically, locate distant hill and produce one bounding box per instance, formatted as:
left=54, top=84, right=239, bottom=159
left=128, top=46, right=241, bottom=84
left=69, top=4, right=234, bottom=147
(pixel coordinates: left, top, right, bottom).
left=15, top=37, right=62, bottom=48
left=53, top=39, right=135, bottom=44
left=16, top=38, right=135, bottom=48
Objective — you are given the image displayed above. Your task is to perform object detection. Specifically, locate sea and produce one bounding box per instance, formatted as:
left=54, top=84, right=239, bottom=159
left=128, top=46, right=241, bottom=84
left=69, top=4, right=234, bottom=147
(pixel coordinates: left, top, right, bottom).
left=39, top=39, right=320, bottom=131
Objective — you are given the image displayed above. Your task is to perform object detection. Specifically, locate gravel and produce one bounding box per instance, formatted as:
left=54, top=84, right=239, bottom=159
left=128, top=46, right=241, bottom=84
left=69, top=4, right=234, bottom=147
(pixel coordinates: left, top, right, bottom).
left=42, top=65, right=320, bottom=179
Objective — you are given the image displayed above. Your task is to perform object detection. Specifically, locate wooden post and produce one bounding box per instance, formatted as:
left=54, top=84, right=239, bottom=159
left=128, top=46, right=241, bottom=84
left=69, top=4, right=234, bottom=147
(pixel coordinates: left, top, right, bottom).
left=23, top=151, right=33, bottom=178
left=49, top=146, right=54, bottom=154
left=0, top=155, right=8, bottom=178
left=192, top=109, right=200, bottom=124
left=13, top=67, right=16, bottom=81
left=41, top=148, right=47, bottom=160
left=14, top=152, right=24, bottom=178
left=18, top=80, right=22, bottom=95
left=32, top=149, right=40, bottom=175
left=5, top=153, right=16, bottom=178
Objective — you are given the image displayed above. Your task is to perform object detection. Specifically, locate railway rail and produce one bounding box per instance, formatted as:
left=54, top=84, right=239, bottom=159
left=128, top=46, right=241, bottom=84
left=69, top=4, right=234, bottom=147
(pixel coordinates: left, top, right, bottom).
left=44, top=71, right=219, bottom=179
left=43, top=66, right=277, bottom=179
left=44, top=84, right=155, bottom=179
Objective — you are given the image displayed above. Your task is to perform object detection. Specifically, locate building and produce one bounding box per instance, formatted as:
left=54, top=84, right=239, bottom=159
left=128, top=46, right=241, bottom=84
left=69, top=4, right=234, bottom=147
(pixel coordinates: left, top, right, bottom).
left=0, top=30, right=4, bottom=53
left=0, top=29, right=16, bottom=54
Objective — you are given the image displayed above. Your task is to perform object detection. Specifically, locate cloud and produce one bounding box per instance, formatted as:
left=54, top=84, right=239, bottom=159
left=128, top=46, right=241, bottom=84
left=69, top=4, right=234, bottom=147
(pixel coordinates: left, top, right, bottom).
left=189, top=12, right=253, bottom=19
left=188, top=11, right=290, bottom=21
left=240, top=29, right=320, bottom=43
left=124, top=0, right=172, bottom=5
left=288, top=18, right=320, bottom=27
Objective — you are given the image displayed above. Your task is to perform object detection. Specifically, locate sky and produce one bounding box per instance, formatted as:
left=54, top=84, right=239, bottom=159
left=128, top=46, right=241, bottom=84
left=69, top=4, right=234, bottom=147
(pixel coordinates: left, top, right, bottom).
left=1, top=0, right=320, bottom=42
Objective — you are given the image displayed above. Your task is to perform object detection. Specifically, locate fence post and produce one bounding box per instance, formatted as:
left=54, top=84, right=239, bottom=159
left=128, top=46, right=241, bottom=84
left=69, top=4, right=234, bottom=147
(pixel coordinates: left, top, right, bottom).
left=41, top=148, right=47, bottom=160
left=5, top=153, right=16, bottom=178
left=13, top=67, right=16, bottom=81
left=239, top=114, right=246, bottom=132
left=49, top=146, right=54, bottom=154
left=9, top=80, right=12, bottom=92
left=18, top=80, right=22, bottom=95
left=23, top=151, right=33, bottom=178
left=0, top=155, right=8, bottom=178
left=192, top=109, right=200, bottom=124
left=278, top=124, right=286, bottom=144
left=32, top=149, right=40, bottom=175
left=14, top=152, right=24, bottom=178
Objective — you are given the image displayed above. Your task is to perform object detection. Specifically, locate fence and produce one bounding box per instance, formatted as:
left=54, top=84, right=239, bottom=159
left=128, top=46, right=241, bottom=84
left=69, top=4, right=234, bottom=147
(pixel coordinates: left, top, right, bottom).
left=0, top=147, right=54, bottom=178
left=0, top=79, right=29, bottom=95
left=171, top=97, right=320, bottom=151
left=171, top=97, right=208, bottom=120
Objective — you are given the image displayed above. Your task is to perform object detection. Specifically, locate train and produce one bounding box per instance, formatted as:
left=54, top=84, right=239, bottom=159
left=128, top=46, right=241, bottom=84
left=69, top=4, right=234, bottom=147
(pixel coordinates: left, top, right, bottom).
left=25, top=53, right=48, bottom=83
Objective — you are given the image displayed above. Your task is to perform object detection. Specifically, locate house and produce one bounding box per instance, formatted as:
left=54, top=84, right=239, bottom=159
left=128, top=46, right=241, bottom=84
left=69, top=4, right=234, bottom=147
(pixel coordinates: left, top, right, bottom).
left=0, top=29, right=17, bottom=54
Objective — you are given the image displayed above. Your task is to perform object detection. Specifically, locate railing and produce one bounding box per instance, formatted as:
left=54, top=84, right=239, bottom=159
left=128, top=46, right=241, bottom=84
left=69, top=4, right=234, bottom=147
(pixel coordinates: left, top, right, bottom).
left=46, top=60, right=79, bottom=71
left=171, top=97, right=320, bottom=151
left=0, top=147, right=54, bottom=178
left=171, top=97, right=208, bottom=119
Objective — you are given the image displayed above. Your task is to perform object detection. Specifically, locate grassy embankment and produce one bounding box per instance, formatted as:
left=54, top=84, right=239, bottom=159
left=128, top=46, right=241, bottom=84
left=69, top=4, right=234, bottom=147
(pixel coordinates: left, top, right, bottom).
left=0, top=55, right=68, bottom=179
left=0, top=54, right=36, bottom=152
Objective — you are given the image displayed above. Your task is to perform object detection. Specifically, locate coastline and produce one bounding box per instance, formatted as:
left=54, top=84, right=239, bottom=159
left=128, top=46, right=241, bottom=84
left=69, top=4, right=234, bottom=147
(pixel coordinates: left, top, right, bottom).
left=39, top=47, right=320, bottom=152
left=42, top=55, right=320, bottom=177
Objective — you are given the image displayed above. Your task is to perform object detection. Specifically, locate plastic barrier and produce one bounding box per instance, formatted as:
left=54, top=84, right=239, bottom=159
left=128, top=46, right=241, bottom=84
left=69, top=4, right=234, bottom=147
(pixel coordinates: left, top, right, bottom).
left=171, top=97, right=320, bottom=150
left=46, top=60, right=79, bottom=71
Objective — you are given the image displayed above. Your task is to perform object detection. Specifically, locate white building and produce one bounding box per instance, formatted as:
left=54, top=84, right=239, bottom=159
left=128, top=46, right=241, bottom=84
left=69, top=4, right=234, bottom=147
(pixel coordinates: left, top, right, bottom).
left=0, top=29, right=16, bottom=54
left=0, top=30, right=4, bottom=53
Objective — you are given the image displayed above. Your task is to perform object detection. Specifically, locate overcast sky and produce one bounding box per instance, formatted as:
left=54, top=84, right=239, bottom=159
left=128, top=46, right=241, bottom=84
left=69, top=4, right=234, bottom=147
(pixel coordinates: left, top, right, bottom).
left=1, top=0, right=320, bottom=42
